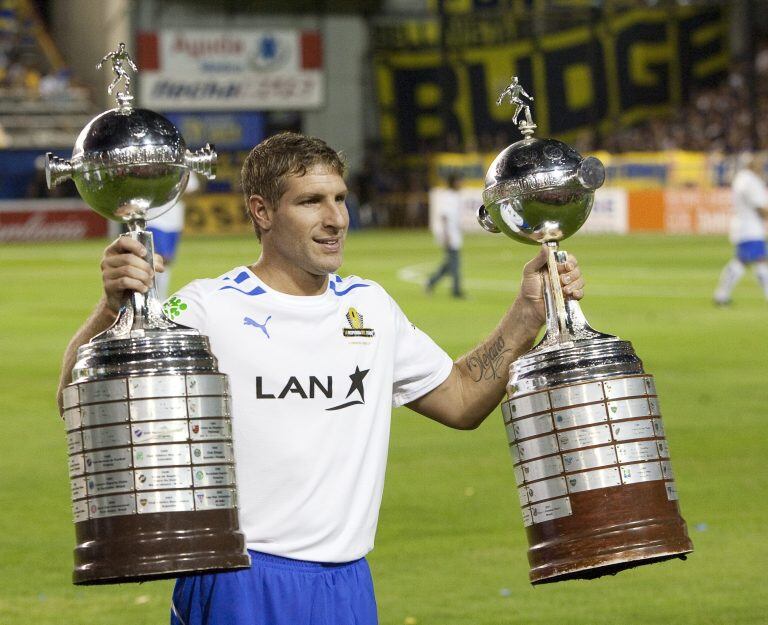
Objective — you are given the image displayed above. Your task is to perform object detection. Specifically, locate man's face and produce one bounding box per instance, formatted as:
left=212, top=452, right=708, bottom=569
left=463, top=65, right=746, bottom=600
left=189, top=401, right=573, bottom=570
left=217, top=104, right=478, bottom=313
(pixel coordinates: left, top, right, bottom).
left=262, top=164, right=349, bottom=277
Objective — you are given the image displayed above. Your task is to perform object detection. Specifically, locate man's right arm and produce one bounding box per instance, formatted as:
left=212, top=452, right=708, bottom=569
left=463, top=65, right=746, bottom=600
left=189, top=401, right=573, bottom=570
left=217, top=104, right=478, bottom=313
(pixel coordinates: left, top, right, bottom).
left=56, top=236, right=163, bottom=415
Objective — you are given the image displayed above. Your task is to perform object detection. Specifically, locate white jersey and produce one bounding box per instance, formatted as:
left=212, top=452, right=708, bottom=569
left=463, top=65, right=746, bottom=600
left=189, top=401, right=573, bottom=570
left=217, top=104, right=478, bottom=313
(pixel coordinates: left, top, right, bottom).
left=730, top=168, right=768, bottom=243
left=168, top=267, right=453, bottom=562
left=433, top=188, right=463, bottom=250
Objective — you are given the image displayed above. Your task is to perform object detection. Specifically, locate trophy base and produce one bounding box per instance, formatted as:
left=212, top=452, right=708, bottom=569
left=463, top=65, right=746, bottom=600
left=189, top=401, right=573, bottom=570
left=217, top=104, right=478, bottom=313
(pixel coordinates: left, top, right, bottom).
left=62, top=328, right=249, bottom=585
left=503, top=335, right=693, bottom=585
left=73, top=510, right=251, bottom=585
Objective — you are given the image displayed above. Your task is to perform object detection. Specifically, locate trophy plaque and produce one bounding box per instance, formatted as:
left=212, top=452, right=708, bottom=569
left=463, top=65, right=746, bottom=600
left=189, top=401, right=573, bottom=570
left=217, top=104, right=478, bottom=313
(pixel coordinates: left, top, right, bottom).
left=48, top=44, right=250, bottom=585
left=478, top=78, right=693, bottom=584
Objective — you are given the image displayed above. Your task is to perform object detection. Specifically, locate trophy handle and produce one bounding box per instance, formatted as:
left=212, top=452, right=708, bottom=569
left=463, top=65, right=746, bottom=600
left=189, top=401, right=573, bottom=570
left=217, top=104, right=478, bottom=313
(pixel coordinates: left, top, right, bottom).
left=536, top=242, right=609, bottom=350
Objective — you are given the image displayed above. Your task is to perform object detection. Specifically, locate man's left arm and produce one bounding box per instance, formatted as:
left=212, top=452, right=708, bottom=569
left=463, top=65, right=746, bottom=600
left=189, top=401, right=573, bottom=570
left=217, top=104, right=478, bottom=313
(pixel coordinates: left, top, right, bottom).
left=406, top=248, right=584, bottom=429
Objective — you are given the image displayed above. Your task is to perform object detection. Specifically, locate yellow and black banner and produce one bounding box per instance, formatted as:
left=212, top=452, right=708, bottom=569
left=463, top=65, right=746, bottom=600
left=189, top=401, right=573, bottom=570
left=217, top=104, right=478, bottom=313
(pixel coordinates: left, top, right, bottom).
left=374, top=6, right=728, bottom=153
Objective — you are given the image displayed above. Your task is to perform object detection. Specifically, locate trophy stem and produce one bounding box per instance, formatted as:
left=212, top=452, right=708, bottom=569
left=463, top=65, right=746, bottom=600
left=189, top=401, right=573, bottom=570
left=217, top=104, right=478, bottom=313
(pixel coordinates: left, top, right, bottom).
left=535, top=242, right=609, bottom=351
left=543, top=242, right=570, bottom=340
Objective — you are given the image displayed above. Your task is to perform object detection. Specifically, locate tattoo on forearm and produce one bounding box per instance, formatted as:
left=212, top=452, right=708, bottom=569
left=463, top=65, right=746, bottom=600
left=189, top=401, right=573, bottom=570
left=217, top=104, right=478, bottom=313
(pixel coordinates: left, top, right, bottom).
left=467, top=335, right=513, bottom=382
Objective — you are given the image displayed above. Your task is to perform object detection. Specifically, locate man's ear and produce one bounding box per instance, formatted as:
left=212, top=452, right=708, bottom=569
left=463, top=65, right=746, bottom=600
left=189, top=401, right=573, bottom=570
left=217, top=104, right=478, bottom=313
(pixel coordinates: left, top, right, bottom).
left=248, top=195, right=272, bottom=234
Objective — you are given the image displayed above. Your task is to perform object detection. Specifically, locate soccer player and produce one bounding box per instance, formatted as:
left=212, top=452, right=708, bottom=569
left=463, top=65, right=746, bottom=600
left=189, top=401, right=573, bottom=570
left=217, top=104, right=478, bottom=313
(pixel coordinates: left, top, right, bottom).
left=426, top=172, right=465, bottom=298
left=714, top=152, right=768, bottom=305
left=57, top=132, right=584, bottom=625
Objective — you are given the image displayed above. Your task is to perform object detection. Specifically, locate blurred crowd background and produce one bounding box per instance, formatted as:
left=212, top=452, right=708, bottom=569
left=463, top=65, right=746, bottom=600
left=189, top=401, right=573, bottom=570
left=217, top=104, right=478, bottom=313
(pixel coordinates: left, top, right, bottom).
left=0, top=0, right=765, bottom=235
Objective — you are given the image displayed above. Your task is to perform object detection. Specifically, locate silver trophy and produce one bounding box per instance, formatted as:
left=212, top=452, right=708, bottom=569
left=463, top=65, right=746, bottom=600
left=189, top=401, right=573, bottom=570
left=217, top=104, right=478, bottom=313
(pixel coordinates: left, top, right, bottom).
left=47, top=44, right=250, bottom=585
left=477, top=78, right=692, bottom=584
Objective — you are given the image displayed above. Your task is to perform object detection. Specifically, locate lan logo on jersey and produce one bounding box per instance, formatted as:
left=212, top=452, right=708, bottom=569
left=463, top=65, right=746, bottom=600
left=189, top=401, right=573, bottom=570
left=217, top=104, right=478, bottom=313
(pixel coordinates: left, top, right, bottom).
left=343, top=307, right=375, bottom=338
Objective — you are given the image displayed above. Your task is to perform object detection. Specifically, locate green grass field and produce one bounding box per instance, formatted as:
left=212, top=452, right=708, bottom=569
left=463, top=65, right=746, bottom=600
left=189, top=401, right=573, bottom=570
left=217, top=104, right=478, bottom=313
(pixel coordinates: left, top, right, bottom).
left=1, top=230, right=766, bottom=625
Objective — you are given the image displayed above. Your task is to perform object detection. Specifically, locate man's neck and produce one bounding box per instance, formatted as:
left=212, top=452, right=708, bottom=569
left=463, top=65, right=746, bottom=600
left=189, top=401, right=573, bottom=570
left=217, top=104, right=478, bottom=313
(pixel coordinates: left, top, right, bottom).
left=248, top=259, right=329, bottom=296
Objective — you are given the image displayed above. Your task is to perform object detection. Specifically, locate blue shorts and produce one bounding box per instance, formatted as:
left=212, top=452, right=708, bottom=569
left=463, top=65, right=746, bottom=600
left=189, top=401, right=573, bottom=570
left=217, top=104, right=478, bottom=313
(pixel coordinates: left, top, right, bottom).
left=736, top=240, right=767, bottom=263
left=170, top=550, right=378, bottom=625
left=147, top=228, right=181, bottom=263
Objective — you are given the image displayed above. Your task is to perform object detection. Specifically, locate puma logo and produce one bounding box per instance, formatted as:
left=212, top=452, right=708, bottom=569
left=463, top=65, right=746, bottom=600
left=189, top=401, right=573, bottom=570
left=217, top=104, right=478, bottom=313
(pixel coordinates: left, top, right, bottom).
left=244, top=315, right=272, bottom=338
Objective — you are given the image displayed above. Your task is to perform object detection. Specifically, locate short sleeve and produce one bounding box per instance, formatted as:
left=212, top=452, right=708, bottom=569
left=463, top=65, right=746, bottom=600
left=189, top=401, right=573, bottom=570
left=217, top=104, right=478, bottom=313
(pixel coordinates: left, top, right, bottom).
left=162, top=280, right=208, bottom=333
left=388, top=295, right=454, bottom=407
left=751, top=176, right=768, bottom=208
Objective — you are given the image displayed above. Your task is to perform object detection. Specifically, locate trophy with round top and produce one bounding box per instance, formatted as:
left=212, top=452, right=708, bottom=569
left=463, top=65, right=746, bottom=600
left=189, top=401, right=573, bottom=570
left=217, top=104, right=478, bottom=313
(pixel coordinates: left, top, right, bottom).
left=47, top=43, right=250, bottom=585
left=477, top=77, right=693, bottom=584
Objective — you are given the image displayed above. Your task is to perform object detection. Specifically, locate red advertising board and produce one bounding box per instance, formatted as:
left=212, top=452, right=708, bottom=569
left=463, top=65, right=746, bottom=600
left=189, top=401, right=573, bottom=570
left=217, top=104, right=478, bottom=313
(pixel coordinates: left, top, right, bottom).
left=0, top=200, right=107, bottom=242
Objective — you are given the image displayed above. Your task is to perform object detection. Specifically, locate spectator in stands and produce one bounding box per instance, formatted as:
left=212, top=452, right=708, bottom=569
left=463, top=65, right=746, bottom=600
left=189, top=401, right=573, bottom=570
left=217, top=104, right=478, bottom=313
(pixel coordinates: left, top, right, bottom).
left=425, top=171, right=465, bottom=298
left=713, top=152, right=768, bottom=305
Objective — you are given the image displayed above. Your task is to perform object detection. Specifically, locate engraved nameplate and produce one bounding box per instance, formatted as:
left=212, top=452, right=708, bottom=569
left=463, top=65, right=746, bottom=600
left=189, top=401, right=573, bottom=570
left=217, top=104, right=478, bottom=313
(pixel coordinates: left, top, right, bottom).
left=616, top=440, right=660, bottom=463
left=82, top=424, right=131, bottom=450
left=68, top=453, right=85, bottom=477
left=72, top=499, right=89, bottom=523
left=652, top=418, right=665, bottom=437
left=603, top=376, right=647, bottom=399
left=520, top=456, right=563, bottom=483
left=557, top=424, right=612, bottom=451
left=130, top=397, right=187, bottom=421
left=644, top=376, right=657, bottom=395
left=89, top=493, right=136, bottom=519
left=525, top=476, right=568, bottom=503
left=513, top=464, right=524, bottom=485
left=187, top=396, right=229, bottom=419
left=87, top=470, right=134, bottom=495
left=521, top=506, right=533, bottom=527
left=81, top=401, right=129, bottom=427
left=133, top=443, right=190, bottom=468
left=561, top=445, right=617, bottom=472
left=648, top=397, right=660, bottom=415
left=550, top=382, right=604, bottom=409
left=67, top=431, right=83, bottom=454
left=85, top=448, right=133, bottom=473
left=62, top=385, right=80, bottom=410
left=129, top=375, right=187, bottom=399
left=191, top=442, right=234, bottom=464
left=187, top=374, right=227, bottom=397
left=509, top=413, right=554, bottom=441
left=137, top=489, right=195, bottom=513
left=70, top=476, right=87, bottom=500
left=507, top=391, right=550, bottom=420
left=620, top=461, right=663, bottom=484
left=566, top=466, right=621, bottom=493
left=660, top=460, right=674, bottom=480
left=63, top=407, right=81, bottom=431
left=656, top=440, right=670, bottom=458
left=512, top=434, right=559, bottom=463
left=132, top=420, right=189, bottom=445
left=193, top=465, right=237, bottom=488
left=553, top=403, right=607, bottom=429
left=665, top=481, right=679, bottom=500
left=81, top=379, right=128, bottom=404
left=530, top=497, right=572, bottom=523
left=135, top=467, right=193, bottom=491
left=189, top=419, right=231, bottom=441
left=611, top=419, right=655, bottom=441
left=194, top=488, right=237, bottom=510
left=518, top=486, right=529, bottom=506
left=607, top=398, right=651, bottom=421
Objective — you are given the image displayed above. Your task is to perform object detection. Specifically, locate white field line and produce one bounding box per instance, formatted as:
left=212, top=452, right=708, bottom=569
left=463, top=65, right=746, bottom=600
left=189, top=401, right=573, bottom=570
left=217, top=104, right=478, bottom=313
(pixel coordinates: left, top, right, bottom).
left=397, top=263, right=756, bottom=299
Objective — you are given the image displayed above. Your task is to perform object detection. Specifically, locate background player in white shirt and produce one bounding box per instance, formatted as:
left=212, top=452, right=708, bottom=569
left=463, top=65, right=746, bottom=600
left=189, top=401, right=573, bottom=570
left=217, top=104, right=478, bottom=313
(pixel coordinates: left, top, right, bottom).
left=714, top=152, right=768, bottom=305
left=426, top=172, right=465, bottom=297
left=57, top=132, right=584, bottom=625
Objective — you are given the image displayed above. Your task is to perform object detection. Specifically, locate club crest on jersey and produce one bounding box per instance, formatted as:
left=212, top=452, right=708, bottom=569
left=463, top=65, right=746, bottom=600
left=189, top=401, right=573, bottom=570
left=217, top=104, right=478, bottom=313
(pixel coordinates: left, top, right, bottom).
left=343, top=307, right=375, bottom=338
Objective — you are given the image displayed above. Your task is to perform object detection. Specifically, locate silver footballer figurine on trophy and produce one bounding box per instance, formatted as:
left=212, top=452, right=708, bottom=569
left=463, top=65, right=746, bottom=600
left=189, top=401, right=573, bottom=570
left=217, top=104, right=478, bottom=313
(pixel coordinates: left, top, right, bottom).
left=47, top=44, right=250, bottom=585
left=478, top=77, right=693, bottom=584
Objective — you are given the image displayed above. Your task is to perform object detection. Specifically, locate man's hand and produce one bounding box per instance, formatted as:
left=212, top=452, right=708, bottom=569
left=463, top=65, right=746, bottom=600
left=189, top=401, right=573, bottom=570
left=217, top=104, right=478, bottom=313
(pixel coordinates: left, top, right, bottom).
left=518, top=247, right=584, bottom=326
left=101, top=236, right=165, bottom=313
